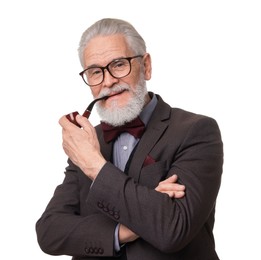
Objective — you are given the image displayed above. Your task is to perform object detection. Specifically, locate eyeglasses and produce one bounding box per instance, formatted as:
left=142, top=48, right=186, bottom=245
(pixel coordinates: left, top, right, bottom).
left=79, top=55, right=144, bottom=87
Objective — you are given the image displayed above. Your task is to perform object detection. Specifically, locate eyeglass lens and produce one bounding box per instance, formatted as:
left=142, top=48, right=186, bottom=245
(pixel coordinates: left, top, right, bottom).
left=83, top=58, right=131, bottom=86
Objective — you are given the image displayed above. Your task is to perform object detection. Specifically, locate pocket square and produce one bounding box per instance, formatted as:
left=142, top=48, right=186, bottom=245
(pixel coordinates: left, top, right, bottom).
left=142, top=155, right=156, bottom=167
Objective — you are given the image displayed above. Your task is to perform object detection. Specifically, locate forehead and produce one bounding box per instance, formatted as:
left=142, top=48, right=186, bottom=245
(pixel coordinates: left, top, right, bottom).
left=83, top=34, right=132, bottom=67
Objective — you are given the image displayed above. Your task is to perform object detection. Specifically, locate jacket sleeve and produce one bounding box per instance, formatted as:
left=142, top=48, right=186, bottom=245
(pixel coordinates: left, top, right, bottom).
left=86, top=116, right=223, bottom=253
left=35, top=163, right=120, bottom=258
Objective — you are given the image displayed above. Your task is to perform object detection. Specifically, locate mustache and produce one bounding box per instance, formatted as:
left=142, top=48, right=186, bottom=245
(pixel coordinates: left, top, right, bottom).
left=98, top=84, right=130, bottom=98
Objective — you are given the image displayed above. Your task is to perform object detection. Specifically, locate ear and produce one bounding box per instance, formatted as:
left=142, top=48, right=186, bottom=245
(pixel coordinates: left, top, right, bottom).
left=143, top=53, right=152, bottom=80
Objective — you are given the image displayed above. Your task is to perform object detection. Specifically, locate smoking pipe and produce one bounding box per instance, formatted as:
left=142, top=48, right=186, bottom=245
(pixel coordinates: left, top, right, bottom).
left=65, top=95, right=109, bottom=127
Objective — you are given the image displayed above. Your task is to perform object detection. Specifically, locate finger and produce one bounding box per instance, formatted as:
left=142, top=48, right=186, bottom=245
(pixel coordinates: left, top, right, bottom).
left=166, top=174, right=178, bottom=182
left=172, top=183, right=186, bottom=191
left=75, top=115, right=92, bottom=130
left=159, top=174, right=178, bottom=185
left=59, top=115, right=70, bottom=127
left=174, top=191, right=185, bottom=199
left=156, top=183, right=186, bottom=192
left=59, top=115, right=80, bottom=130
left=169, top=190, right=186, bottom=198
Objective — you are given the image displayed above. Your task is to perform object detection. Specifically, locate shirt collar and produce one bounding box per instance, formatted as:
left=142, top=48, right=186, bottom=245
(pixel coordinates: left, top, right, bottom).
left=139, top=92, right=157, bottom=126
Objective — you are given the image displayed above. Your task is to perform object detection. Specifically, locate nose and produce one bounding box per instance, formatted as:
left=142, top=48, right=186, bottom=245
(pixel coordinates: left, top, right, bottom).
left=102, top=69, right=119, bottom=87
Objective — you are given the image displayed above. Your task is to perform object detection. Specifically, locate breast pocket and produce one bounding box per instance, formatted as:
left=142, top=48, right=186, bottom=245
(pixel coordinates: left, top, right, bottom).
left=139, top=161, right=168, bottom=188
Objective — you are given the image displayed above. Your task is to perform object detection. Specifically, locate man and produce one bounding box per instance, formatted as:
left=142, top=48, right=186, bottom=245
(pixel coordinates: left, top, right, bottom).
left=36, top=18, right=223, bottom=259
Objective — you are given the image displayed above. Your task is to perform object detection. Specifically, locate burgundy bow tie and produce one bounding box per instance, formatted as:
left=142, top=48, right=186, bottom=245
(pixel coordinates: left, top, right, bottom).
left=101, top=117, right=145, bottom=143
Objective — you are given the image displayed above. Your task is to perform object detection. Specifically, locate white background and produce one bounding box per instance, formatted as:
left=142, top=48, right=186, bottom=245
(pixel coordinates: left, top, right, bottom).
left=1, top=1, right=260, bottom=259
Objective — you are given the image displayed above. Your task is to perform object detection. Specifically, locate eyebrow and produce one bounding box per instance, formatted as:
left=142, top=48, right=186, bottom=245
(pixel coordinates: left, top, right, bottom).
left=86, top=56, right=126, bottom=69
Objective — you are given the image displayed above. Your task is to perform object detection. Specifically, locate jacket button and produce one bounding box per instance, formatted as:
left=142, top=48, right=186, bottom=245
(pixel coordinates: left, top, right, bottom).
left=97, top=202, right=103, bottom=208
left=85, top=247, right=93, bottom=254
left=114, top=213, right=120, bottom=220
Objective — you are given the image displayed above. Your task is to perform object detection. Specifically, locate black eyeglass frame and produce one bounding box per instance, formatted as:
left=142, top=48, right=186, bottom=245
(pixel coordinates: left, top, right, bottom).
left=79, top=55, right=144, bottom=87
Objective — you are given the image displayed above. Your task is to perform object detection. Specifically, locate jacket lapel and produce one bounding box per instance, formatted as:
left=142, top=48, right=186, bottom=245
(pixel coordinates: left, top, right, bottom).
left=127, top=94, right=171, bottom=182
left=96, top=125, right=113, bottom=162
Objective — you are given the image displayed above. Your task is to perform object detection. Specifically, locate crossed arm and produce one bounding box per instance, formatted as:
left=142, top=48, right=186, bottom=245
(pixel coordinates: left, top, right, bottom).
left=59, top=114, right=186, bottom=245
left=119, top=174, right=185, bottom=244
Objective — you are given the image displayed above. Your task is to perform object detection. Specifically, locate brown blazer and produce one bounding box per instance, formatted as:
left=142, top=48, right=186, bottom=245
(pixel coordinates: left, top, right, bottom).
left=36, top=93, right=223, bottom=260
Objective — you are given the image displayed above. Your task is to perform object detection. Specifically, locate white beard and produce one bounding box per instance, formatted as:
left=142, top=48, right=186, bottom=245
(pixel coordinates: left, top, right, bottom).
left=96, top=76, right=147, bottom=126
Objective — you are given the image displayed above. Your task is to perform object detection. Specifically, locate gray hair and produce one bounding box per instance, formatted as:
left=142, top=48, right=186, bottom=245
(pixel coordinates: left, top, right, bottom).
left=78, top=18, right=147, bottom=68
